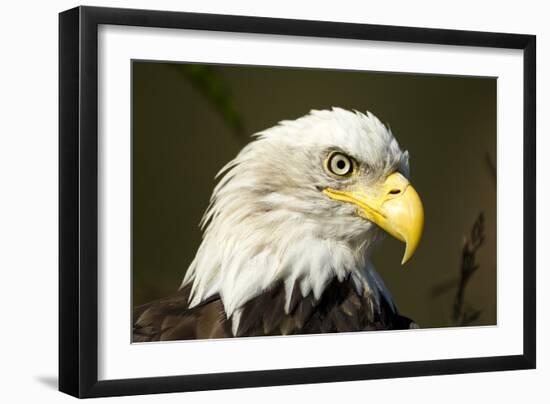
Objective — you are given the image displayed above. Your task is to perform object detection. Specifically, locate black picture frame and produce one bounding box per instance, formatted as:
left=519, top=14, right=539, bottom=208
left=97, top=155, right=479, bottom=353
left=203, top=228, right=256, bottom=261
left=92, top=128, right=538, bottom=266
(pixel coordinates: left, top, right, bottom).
left=59, top=5, right=536, bottom=398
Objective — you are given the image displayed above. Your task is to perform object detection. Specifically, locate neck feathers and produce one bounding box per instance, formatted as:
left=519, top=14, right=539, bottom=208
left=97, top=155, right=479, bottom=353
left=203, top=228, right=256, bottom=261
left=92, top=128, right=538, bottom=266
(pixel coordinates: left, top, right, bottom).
left=182, top=228, right=394, bottom=327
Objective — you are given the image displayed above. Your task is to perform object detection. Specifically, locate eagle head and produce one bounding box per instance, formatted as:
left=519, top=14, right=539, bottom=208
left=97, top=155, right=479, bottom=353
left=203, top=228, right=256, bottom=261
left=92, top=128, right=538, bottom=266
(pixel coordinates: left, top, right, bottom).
left=182, top=108, right=424, bottom=330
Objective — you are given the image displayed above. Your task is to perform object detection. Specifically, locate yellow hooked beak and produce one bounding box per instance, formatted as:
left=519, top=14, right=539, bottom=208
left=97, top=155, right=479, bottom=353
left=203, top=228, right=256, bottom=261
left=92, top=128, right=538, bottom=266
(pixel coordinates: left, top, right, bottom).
left=323, top=172, right=424, bottom=264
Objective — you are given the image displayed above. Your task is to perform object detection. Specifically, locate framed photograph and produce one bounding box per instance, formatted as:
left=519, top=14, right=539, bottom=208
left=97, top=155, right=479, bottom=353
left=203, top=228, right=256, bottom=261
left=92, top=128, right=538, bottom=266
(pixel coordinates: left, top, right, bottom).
left=59, top=6, right=536, bottom=398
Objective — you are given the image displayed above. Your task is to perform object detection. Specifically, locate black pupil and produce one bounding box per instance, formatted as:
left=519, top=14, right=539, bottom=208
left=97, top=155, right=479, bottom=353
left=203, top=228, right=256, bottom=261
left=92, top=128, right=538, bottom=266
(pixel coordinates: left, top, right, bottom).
left=336, top=159, right=346, bottom=170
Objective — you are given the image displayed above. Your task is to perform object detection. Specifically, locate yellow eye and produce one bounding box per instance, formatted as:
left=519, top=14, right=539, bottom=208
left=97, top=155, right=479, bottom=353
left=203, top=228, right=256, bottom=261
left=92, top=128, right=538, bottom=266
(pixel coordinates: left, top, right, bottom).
left=327, top=152, right=353, bottom=176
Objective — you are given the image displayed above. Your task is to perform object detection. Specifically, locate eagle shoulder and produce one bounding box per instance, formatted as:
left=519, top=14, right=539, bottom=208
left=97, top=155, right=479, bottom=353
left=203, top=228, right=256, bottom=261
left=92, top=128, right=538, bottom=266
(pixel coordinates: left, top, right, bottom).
left=133, top=285, right=232, bottom=342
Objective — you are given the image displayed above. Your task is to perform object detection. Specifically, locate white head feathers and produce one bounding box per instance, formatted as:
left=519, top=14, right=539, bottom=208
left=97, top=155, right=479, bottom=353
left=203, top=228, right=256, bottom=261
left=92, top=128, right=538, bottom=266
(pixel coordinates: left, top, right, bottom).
left=181, top=108, right=410, bottom=329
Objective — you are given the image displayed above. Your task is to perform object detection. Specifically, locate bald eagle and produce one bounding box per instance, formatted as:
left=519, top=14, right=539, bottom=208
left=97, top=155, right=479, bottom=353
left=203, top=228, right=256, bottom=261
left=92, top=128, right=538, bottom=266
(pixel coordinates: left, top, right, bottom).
left=134, top=108, right=424, bottom=341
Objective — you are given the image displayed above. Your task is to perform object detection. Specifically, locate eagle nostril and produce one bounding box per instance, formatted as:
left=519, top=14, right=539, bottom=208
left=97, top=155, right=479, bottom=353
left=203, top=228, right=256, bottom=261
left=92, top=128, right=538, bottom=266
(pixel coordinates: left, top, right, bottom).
left=389, top=189, right=401, bottom=195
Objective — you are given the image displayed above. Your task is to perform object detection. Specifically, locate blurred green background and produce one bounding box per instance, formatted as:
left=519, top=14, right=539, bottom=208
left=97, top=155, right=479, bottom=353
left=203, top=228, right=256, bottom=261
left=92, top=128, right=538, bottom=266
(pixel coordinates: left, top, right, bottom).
left=132, top=61, right=496, bottom=328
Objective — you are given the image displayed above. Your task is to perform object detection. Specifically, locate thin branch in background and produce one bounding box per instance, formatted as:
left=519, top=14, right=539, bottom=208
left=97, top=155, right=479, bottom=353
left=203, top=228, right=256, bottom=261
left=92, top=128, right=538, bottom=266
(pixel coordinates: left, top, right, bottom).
left=453, top=212, right=485, bottom=325
left=171, top=63, right=246, bottom=138
left=484, top=152, right=496, bottom=185
left=431, top=152, right=494, bottom=324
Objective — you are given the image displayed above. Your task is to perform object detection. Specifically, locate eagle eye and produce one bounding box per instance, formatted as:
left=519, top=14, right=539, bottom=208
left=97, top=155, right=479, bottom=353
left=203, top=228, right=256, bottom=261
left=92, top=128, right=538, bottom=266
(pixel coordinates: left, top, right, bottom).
left=326, top=152, right=353, bottom=177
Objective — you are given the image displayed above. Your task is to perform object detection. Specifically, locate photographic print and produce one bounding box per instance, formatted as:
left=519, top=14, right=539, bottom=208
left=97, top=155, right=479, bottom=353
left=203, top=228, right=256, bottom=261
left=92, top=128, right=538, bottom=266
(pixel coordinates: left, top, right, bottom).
left=131, top=61, right=496, bottom=342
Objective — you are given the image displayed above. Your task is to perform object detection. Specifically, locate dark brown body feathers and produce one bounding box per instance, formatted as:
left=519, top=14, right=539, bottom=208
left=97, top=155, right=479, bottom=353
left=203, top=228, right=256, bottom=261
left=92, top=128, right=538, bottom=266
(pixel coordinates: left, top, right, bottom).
left=133, top=277, right=415, bottom=342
